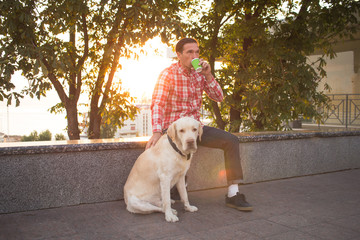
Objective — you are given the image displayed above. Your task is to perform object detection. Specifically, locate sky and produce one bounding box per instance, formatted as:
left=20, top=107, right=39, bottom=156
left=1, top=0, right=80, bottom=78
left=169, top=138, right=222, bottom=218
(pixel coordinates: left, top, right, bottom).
left=0, top=37, right=175, bottom=137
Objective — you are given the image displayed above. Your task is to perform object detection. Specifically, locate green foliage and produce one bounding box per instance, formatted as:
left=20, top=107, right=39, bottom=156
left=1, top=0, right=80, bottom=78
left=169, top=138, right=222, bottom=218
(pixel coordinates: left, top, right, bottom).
left=21, top=129, right=52, bottom=141
left=39, top=129, right=52, bottom=141
left=100, top=123, right=117, bottom=139
left=185, top=0, right=360, bottom=131
left=1, top=0, right=185, bottom=139
left=3, top=0, right=359, bottom=136
left=98, top=80, right=139, bottom=139
left=55, top=133, right=66, bottom=140
left=21, top=130, right=39, bottom=142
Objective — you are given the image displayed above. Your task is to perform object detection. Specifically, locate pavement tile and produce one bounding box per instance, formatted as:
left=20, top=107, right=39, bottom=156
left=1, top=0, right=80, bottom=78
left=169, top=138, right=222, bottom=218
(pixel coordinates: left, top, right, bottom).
left=241, top=203, right=290, bottom=221
left=0, top=169, right=359, bottom=240
left=157, top=233, right=202, bottom=240
left=289, top=196, right=360, bottom=222
left=193, top=224, right=261, bottom=240
left=299, top=222, right=360, bottom=240
left=0, top=223, right=24, bottom=240
left=264, top=230, right=322, bottom=240
left=173, top=212, right=218, bottom=234
left=267, top=212, right=323, bottom=228
left=233, top=219, right=292, bottom=238
left=52, top=230, right=142, bottom=240
left=72, top=228, right=142, bottom=240
left=18, top=220, right=76, bottom=240
left=327, top=215, right=360, bottom=233
left=68, top=214, right=123, bottom=234
left=126, top=221, right=186, bottom=240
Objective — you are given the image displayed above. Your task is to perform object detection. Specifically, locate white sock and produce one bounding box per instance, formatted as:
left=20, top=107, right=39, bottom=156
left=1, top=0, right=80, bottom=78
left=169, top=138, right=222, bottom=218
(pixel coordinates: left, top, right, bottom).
left=227, top=184, right=239, bottom=198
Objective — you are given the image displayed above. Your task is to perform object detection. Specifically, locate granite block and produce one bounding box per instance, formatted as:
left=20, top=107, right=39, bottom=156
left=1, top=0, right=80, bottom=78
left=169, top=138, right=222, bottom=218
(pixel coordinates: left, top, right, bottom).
left=0, top=148, right=143, bottom=213
left=1, top=130, right=359, bottom=214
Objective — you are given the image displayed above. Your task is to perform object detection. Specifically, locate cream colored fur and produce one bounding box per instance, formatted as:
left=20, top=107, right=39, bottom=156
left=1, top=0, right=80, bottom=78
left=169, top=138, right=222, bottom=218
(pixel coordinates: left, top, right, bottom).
left=124, top=117, right=203, bottom=222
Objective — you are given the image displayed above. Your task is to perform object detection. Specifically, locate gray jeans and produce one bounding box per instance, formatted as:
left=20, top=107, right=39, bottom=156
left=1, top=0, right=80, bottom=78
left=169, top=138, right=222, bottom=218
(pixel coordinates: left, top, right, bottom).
left=164, top=125, right=244, bottom=184
left=198, top=126, right=243, bottom=184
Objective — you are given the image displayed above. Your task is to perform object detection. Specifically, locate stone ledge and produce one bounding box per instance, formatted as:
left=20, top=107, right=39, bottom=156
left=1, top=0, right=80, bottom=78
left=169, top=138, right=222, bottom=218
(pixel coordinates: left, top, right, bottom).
left=235, top=129, right=360, bottom=142
left=1, top=129, right=359, bottom=156
left=0, top=137, right=148, bottom=156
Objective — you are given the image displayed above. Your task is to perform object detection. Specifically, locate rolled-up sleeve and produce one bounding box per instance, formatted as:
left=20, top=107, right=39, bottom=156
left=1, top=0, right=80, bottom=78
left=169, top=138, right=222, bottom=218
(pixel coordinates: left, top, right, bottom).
left=204, top=76, right=224, bottom=102
left=151, top=69, right=170, bottom=132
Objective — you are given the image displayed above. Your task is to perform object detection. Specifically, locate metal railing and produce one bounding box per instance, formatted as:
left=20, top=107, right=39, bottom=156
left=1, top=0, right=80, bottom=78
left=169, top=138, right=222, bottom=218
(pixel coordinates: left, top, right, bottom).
left=316, top=94, right=360, bottom=127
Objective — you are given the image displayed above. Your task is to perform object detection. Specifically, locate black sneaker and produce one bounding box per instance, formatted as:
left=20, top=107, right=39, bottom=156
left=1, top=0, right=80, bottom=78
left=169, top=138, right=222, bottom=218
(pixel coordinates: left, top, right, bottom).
left=225, top=193, right=253, bottom=211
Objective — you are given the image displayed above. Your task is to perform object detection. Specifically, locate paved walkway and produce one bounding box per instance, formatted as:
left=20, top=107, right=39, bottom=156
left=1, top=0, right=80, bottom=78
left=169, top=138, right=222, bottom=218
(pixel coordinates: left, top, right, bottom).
left=1, top=169, right=360, bottom=240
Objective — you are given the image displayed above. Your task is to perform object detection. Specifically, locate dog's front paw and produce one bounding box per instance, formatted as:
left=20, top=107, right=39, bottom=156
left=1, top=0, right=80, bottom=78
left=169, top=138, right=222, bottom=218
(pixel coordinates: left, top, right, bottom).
left=185, top=205, right=198, bottom=212
left=165, top=212, right=179, bottom=222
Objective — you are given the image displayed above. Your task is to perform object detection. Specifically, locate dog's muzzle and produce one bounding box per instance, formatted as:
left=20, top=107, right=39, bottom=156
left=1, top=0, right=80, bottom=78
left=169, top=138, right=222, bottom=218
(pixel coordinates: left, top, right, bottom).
left=185, top=138, right=197, bottom=151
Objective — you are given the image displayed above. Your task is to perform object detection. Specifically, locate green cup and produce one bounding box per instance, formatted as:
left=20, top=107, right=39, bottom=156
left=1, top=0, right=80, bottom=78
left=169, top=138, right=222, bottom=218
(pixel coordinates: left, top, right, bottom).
left=191, top=58, right=202, bottom=72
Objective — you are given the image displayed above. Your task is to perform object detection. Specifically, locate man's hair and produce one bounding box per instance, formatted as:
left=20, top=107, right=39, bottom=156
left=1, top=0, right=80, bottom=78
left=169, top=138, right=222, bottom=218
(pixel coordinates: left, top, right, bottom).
left=175, top=38, right=198, bottom=53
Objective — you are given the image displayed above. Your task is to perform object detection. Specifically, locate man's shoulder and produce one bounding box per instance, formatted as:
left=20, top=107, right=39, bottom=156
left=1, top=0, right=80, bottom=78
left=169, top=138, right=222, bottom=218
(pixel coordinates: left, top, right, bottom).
left=162, top=62, right=179, bottom=73
left=159, top=62, right=179, bottom=80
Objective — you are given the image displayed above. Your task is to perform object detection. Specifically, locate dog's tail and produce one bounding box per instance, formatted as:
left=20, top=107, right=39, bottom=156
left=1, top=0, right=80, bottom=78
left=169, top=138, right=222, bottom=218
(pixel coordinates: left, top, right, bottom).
left=126, top=195, right=163, bottom=214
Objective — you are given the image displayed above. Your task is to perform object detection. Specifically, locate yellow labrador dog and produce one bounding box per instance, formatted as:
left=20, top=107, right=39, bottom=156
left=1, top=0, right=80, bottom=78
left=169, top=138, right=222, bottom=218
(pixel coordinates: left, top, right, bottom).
left=124, top=117, right=202, bottom=222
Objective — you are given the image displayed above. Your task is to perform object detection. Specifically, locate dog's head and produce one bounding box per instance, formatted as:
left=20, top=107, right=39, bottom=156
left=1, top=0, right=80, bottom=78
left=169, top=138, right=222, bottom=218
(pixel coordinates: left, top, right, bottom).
left=167, top=117, right=203, bottom=155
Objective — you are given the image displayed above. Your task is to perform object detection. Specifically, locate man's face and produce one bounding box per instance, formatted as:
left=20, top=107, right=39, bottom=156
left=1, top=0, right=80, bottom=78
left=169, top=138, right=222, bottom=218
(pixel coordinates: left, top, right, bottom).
left=177, top=42, right=200, bottom=70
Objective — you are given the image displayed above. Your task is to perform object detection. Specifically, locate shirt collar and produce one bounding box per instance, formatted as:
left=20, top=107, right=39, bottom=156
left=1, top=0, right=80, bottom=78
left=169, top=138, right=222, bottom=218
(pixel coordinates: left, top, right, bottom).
left=177, top=61, right=196, bottom=76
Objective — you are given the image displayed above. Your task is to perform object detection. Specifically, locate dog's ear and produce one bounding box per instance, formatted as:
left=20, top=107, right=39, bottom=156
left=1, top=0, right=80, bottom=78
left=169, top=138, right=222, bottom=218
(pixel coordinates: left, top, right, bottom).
left=198, top=123, right=203, bottom=142
left=167, top=122, right=177, bottom=141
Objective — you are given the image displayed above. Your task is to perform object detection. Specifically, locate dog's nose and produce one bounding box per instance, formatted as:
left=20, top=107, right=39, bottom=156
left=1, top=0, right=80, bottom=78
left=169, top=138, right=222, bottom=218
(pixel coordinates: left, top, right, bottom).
left=186, top=139, right=195, bottom=145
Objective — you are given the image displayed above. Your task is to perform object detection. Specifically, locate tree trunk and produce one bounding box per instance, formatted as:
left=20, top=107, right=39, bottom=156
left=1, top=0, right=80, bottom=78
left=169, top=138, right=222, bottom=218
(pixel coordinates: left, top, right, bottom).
left=210, top=101, right=226, bottom=130
left=229, top=107, right=241, bottom=132
left=253, top=112, right=265, bottom=131
left=88, top=105, right=101, bottom=139
left=65, top=100, right=80, bottom=140
left=88, top=45, right=120, bottom=139
left=88, top=6, right=126, bottom=139
left=208, top=34, right=226, bottom=129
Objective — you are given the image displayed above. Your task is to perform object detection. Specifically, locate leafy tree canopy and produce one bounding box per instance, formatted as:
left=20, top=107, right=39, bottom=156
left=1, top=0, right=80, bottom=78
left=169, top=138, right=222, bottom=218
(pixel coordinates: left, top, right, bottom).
left=1, top=0, right=185, bottom=139
left=185, top=0, right=360, bottom=131
left=2, top=0, right=359, bottom=136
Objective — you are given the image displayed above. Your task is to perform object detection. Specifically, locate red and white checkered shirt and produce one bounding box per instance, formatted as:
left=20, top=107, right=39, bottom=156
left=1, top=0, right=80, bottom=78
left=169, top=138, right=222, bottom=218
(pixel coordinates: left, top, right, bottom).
left=151, top=61, right=224, bottom=132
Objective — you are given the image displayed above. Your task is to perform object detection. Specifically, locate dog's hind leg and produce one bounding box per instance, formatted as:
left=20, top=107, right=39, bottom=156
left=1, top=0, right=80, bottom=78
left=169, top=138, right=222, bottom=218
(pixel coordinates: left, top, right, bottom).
left=126, top=195, right=162, bottom=214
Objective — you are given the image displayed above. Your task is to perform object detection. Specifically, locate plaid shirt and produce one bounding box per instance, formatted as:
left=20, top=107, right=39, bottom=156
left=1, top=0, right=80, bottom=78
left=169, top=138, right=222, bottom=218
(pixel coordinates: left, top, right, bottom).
left=151, top=61, right=224, bottom=132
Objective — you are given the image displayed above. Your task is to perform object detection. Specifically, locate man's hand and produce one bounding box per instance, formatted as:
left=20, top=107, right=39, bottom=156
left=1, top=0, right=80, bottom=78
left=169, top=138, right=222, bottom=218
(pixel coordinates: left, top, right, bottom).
left=145, top=132, right=162, bottom=149
left=199, top=59, right=213, bottom=81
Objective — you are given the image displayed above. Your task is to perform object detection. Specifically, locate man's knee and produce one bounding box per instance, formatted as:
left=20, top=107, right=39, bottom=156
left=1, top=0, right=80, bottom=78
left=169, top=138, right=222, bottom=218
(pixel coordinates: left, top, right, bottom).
left=223, top=131, right=239, bottom=146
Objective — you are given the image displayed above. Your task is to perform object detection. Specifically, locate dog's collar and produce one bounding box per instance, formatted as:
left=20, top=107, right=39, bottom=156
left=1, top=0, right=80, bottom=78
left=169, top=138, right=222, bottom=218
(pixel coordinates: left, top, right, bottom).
left=167, top=135, right=191, bottom=160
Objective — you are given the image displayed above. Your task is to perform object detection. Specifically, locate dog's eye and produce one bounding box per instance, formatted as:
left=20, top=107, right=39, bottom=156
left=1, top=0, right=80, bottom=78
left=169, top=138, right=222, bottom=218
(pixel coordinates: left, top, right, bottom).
left=192, top=128, right=197, bottom=132
left=179, top=129, right=185, bottom=133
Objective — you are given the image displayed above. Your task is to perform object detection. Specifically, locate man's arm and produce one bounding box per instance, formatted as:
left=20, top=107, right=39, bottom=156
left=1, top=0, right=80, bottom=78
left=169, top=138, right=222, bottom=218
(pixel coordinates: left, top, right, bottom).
left=146, top=69, right=171, bottom=149
left=151, top=69, right=171, bottom=132
left=200, top=59, right=224, bottom=102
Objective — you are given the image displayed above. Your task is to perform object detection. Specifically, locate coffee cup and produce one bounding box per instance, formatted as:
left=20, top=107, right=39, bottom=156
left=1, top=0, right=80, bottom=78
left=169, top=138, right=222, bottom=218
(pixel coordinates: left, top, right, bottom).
left=191, top=58, right=202, bottom=72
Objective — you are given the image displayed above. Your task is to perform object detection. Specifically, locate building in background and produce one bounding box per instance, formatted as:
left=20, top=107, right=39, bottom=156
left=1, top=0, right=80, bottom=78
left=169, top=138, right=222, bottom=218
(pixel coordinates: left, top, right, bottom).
left=115, top=104, right=152, bottom=138
left=307, top=29, right=360, bottom=127
left=310, top=32, right=360, bottom=95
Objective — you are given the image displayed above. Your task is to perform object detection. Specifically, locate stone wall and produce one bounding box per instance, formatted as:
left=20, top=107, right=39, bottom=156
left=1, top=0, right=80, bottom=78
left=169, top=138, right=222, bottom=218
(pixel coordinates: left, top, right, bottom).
left=1, top=130, right=359, bottom=214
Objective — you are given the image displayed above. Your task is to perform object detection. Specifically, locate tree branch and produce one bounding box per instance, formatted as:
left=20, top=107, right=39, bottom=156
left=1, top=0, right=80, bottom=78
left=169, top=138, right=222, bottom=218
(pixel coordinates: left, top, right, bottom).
left=41, top=57, right=68, bottom=105
left=74, top=13, right=89, bottom=102
left=100, top=16, right=130, bottom=110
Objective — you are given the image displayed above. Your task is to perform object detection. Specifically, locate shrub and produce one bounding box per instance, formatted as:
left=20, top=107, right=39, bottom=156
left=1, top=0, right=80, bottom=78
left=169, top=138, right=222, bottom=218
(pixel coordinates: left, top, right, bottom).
left=21, top=131, right=39, bottom=141
left=39, top=129, right=52, bottom=141
left=21, top=129, right=53, bottom=141
left=55, top=133, right=66, bottom=140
